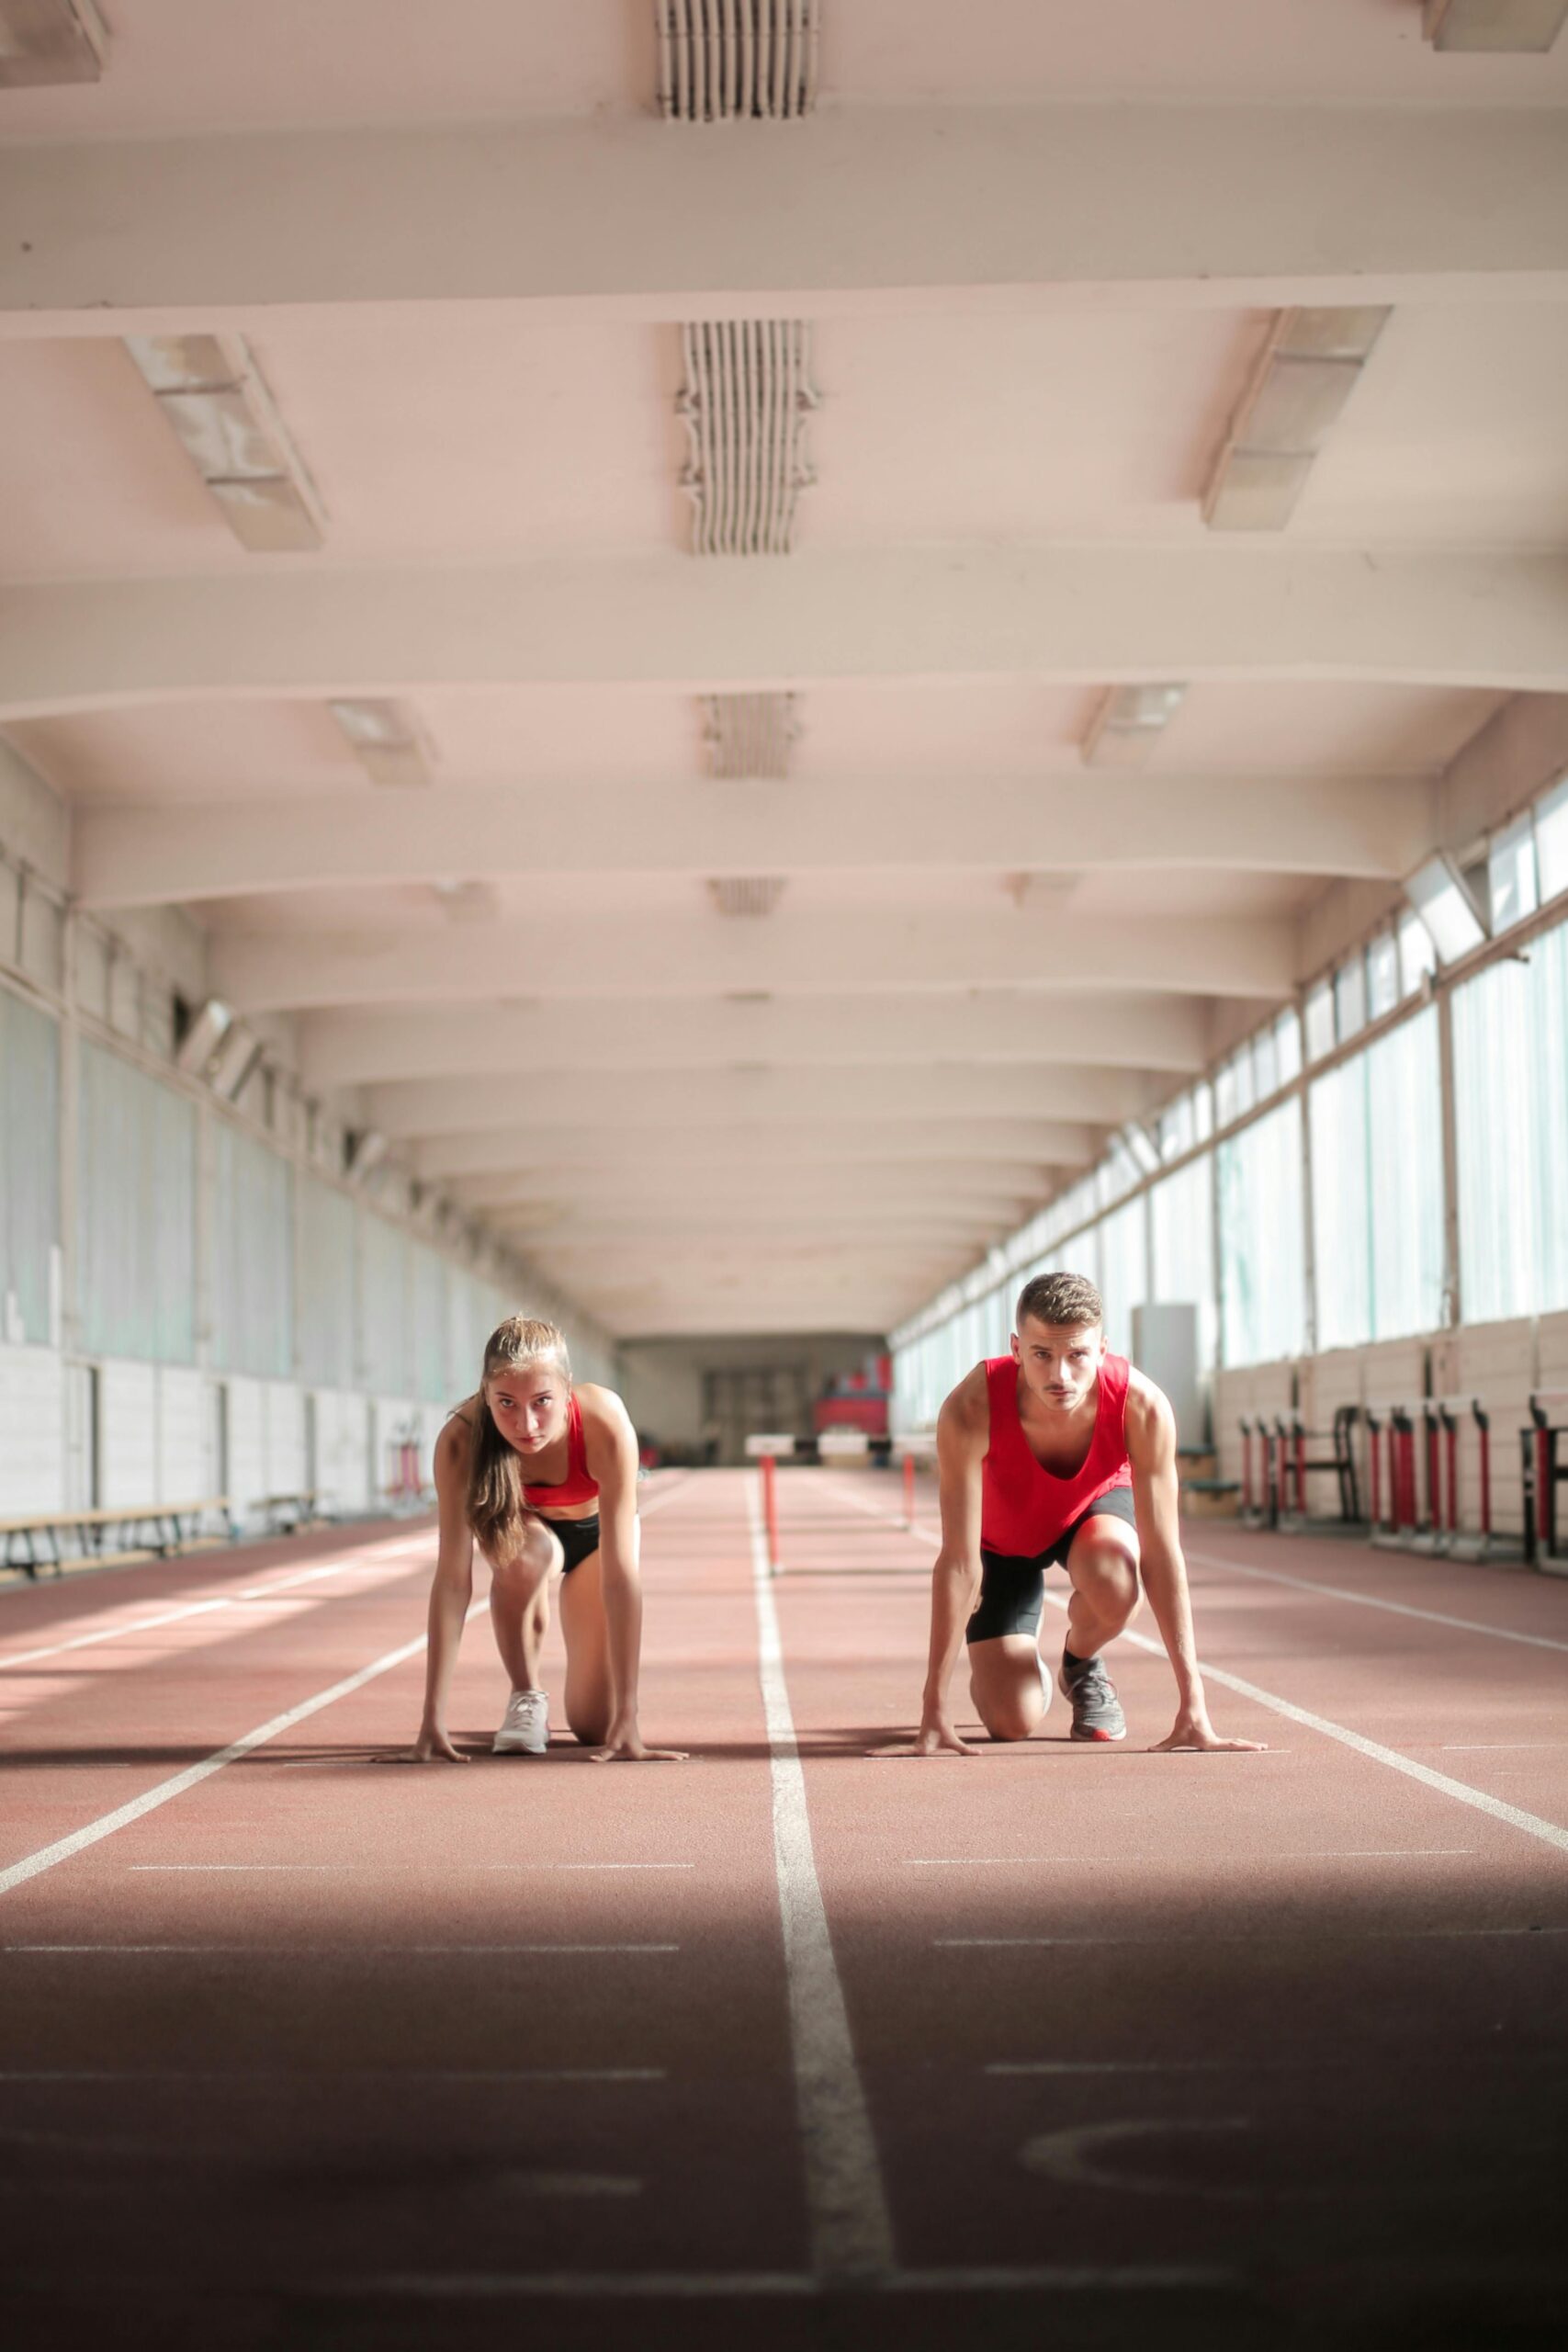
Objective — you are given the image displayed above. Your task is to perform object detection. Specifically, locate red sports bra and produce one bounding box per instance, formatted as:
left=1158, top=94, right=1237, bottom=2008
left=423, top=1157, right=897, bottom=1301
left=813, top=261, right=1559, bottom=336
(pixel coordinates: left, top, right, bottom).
left=521, top=1391, right=600, bottom=1512
left=979, top=1352, right=1133, bottom=1556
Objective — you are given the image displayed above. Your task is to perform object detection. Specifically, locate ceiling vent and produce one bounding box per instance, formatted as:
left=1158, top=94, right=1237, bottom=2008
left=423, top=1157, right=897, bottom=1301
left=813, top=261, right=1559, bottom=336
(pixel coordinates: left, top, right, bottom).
left=679, top=321, right=818, bottom=555
left=1081, top=684, right=1188, bottom=770
left=124, top=334, right=326, bottom=552
left=656, top=1, right=819, bottom=120
left=0, top=0, right=106, bottom=86
left=330, top=698, right=435, bottom=788
left=1423, top=0, right=1566, bottom=50
left=702, top=692, right=801, bottom=778
left=708, top=876, right=787, bottom=918
left=1203, top=308, right=1390, bottom=533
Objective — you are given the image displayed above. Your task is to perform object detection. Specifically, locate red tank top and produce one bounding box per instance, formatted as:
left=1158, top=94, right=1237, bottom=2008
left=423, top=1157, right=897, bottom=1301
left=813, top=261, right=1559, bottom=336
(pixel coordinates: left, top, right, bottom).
left=521, top=1392, right=600, bottom=1511
left=979, top=1352, right=1134, bottom=1556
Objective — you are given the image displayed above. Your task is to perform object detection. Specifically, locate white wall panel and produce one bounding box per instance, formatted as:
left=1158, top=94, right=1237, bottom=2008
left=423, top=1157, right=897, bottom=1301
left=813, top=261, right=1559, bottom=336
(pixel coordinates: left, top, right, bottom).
left=0, top=1342, right=63, bottom=1512
left=98, top=1357, right=157, bottom=1509
left=360, top=1213, right=411, bottom=1397
left=298, top=1174, right=357, bottom=1391
left=157, top=1364, right=209, bottom=1501
left=223, top=1375, right=268, bottom=1520
left=212, top=1121, right=293, bottom=1380
left=0, top=990, right=61, bottom=1347
left=263, top=1380, right=308, bottom=1495
left=77, top=1042, right=197, bottom=1365
left=314, top=1387, right=372, bottom=1515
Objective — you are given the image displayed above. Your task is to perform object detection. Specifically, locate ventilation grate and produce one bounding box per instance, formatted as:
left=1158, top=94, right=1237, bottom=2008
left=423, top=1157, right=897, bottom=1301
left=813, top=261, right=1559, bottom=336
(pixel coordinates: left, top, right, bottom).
left=656, top=1, right=819, bottom=121
left=679, top=321, right=818, bottom=556
left=701, top=692, right=801, bottom=779
left=708, top=876, right=787, bottom=918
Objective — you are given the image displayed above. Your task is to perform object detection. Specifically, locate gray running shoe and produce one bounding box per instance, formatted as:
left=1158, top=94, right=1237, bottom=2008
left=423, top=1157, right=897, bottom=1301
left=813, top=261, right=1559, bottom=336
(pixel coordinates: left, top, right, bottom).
left=1057, top=1652, right=1126, bottom=1743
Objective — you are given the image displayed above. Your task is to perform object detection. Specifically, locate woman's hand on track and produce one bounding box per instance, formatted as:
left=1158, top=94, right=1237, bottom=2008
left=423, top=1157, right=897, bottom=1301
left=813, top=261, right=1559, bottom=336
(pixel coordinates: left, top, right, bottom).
left=1149, top=1709, right=1266, bottom=1753
left=590, top=1716, right=688, bottom=1763
left=868, top=1716, right=976, bottom=1758
left=403, top=1720, right=468, bottom=1763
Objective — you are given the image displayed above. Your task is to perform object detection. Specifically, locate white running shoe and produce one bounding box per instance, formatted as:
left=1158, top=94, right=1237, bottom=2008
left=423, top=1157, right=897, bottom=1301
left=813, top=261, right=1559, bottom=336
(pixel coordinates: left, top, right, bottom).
left=492, top=1689, right=549, bottom=1755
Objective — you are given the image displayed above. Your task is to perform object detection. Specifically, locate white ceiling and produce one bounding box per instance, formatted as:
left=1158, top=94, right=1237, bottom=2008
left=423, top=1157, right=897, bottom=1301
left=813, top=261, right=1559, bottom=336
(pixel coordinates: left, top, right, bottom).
left=1, top=2, right=1565, bottom=1339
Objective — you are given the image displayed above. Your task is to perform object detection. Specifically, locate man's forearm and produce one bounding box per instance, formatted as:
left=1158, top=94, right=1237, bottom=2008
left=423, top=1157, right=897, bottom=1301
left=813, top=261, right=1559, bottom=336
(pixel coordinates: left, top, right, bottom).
left=922, top=1557, right=981, bottom=1714
left=1138, top=1544, right=1205, bottom=1708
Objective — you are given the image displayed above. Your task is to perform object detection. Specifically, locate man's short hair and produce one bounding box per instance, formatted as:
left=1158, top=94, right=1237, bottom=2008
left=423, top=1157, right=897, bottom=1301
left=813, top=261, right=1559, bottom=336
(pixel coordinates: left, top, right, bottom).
left=1016, top=1271, right=1103, bottom=1331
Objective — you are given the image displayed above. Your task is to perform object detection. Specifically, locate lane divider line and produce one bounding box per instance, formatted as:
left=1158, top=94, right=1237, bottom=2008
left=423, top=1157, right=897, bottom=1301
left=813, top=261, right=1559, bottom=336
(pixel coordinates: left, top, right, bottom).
left=0, top=1604, right=484, bottom=1900
left=3, top=1943, right=681, bottom=1956
left=1183, top=1548, right=1568, bottom=1657
left=875, top=1495, right=1568, bottom=1861
left=336, top=2262, right=1234, bottom=2300
left=745, top=1478, right=897, bottom=2285
left=0, top=2067, right=665, bottom=2084
left=938, top=1926, right=1568, bottom=1948
left=126, top=1860, right=695, bottom=1872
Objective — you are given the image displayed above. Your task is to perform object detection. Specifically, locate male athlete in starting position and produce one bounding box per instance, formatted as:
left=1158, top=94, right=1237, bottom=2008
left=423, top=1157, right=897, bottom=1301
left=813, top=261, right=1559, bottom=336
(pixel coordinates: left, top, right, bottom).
left=891, top=1272, right=1261, bottom=1756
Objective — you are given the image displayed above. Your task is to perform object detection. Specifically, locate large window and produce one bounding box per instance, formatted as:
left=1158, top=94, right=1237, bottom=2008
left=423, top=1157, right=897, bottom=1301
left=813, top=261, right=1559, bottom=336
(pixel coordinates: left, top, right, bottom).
left=1453, top=915, right=1568, bottom=1321
left=212, top=1122, right=294, bottom=1379
left=77, top=1040, right=197, bottom=1363
left=1150, top=1154, right=1216, bottom=1373
left=1218, top=1099, right=1304, bottom=1365
left=1097, top=1197, right=1147, bottom=1358
left=0, top=989, right=60, bottom=1346
left=1310, top=1008, right=1444, bottom=1350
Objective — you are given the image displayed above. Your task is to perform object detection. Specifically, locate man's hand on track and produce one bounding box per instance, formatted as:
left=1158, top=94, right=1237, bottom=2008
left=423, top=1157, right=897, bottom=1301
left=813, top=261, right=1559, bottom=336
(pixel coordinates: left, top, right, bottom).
left=869, top=1718, right=977, bottom=1758
left=1150, top=1710, right=1266, bottom=1753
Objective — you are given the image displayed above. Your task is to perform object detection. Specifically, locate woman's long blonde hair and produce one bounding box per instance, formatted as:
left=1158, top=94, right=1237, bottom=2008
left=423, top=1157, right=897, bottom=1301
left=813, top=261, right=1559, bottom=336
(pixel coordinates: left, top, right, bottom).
left=465, top=1316, right=571, bottom=1563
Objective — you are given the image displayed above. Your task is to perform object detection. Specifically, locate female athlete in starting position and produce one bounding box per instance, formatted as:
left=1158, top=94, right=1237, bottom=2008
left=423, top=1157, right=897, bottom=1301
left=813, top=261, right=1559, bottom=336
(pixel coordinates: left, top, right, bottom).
left=409, top=1315, right=684, bottom=1764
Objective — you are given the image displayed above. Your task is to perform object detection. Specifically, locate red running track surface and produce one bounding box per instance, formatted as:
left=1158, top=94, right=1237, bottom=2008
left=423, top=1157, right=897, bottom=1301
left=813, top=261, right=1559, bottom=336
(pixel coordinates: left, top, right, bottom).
left=2, top=1464, right=1567, bottom=2352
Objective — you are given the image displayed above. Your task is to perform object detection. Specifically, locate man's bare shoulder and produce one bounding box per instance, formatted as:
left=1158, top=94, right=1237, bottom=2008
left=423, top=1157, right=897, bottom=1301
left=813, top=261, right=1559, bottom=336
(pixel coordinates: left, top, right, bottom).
left=938, top=1363, right=989, bottom=1449
left=1124, top=1367, right=1176, bottom=1456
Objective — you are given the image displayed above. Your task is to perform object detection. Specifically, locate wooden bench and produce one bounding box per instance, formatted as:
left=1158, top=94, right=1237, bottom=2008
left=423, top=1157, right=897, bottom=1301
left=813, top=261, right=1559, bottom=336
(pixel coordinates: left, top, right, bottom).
left=0, top=1497, right=233, bottom=1579
left=254, top=1490, right=323, bottom=1535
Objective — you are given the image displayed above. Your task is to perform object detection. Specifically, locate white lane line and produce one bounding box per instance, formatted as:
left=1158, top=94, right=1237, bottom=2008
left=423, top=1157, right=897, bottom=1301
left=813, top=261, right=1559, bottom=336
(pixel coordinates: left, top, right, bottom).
left=343, top=2263, right=1233, bottom=2299
left=6, top=1938, right=682, bottom=1956
left=886, top=1499, right=1568, bottom=1860
left=499, top=2174, right=643, bottom=2199
left=746, top=1478, right=896, bottom=2284
left=1182, top=1548, right=1568, bottom=1657
left=937, top=1925, right=1568, bottom=1948
left=0, top=1603, right=484, bottom=1900
left=987, top=2060, right=1326, bottom=2075
left=1441, top=1744, right=1568, bottom=1752
left=0, top=2068, right=665, bottom=2084
left=0, top=1550, right=425, bottom=1672
left=907, top=1850, right=1473, bottom=1865
left=128, top=1860, right=694, bottom=1873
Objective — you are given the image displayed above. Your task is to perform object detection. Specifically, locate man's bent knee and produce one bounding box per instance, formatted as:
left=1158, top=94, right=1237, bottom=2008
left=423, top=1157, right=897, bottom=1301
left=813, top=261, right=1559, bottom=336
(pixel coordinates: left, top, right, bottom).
left=1072, top=1540, right=1141, bottom=1624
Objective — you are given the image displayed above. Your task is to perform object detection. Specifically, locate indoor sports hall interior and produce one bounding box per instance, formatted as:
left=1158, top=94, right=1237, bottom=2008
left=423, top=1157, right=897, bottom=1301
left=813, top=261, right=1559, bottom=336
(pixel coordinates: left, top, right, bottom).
left=1, top=7, right=1566, bottom=2350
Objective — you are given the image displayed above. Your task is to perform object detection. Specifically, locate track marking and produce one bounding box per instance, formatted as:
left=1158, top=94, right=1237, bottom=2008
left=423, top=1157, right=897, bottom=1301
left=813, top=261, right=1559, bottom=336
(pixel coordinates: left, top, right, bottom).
left=0, top=1549, right=426, bottom=1672
left=0, top=1603, right=486, bottom=1900
left=1182, top=1548, right=1568, bottom=1656
left=882, top=1498, right=1568, bottom=1860
left=746, top=1480, right=896, bottom=2284
left=0, top=2068, right=665, bottom=2083
left=906, top=1849, right=1473, bottom=1865
left=340, top=2263, right=1234, bottom=2299
left=1021, top=2119, right=1260, bottom=2202
left=938, top=1925, right=1568, bottom=1947
left=128, top=1860, right=694, bottom=1872
left=989, top=2060, right=1338, bottom=2075
left=4, top=1943, right=680, bottom=1956
left=500, top=2173, right=642, bottom=2198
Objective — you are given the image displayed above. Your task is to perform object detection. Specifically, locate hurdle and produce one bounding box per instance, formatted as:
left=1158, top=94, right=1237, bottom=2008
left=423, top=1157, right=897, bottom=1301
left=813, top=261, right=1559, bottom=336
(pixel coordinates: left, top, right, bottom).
left=1522, top=1390, right=1568, bottom=1577
left=744, top=1431, right=795, bottom=1575
left=897, top=1429, right=939, bottom=1529
left=1366, top=1400, right=1424, bottom=1551
left=1430, top=1395, right=1503, bottom=1561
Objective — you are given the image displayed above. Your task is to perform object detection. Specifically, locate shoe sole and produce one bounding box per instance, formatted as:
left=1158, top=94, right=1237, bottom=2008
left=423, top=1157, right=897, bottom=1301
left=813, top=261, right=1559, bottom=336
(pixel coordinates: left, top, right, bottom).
left=1068, top=1724, right=1126, bottom=1743
left=491, top=1733, right=548, bottom=1755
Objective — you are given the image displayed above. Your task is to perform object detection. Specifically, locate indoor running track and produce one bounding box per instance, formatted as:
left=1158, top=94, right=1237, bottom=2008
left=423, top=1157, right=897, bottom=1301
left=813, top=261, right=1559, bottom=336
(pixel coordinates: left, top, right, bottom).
left=2, top=1466, right=1566, bottom=2352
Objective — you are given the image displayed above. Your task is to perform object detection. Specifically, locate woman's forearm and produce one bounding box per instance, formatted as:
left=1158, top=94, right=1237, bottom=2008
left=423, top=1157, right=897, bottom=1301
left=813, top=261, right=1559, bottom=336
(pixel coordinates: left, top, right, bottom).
left=421, top=1574, right=472, bottom=1725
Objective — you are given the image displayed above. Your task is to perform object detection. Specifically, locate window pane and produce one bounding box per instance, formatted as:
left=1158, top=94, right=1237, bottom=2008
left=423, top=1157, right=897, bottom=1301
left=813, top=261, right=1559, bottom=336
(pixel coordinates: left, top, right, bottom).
left=1252, top=1024, right=1279, bottom=1101
left=1335, top=955, right=1368, bottom=1043
left=1453, top=915, right=1568, bottom=1319
left=1310, top=1056, right=1371, bottom=1351
left=1150, top=1154, right=1216, bottom=1375
left=1488, top=812, right=1539, bottom=933
left=1218, top=1099, right=1304, bottom=1365
left=1537, top=775, right=1568, bottom=902
left=1098, top=1197, right=1147, bottom=1358
left=1304, top=980, right=1336, bottom=1062
left=1408, top=855, right=1486, bottom=965
left=1366, top=930, right=1400, bottom=1021
left=1275, top=1009, right=1303, bottom=1085
left=1399, top=910, right=1437, bottom=996
left=1193, top=1081, right=1214, bottom=1143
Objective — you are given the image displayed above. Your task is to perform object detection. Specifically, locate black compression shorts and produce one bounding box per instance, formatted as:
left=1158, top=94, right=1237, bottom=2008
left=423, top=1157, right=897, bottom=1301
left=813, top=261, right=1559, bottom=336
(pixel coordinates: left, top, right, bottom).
left=966, top=1485, right=1138, bottom=1645
left=543, top=1514, right=603, bottom=1575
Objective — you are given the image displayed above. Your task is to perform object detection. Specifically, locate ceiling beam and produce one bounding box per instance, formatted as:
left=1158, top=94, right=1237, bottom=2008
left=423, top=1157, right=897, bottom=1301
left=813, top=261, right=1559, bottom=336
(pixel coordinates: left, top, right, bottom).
left=73, top=774, right=1436, bottom=910
left=212, top=910, right=1297, bottom=1015
left=365, top=1063, right=1152, bottom=1141
left=2, top=105, right=1563, bottom=337
left=418, top=1116, right=1096, bottom=1182
left=443, top=1126, right=1070, bottom=1182
left=7, top=551, right=1565, bottom=724
left=461, top=1173, right=1053, bottom=1222
left=300, top=991, right=1208, bottom=1091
